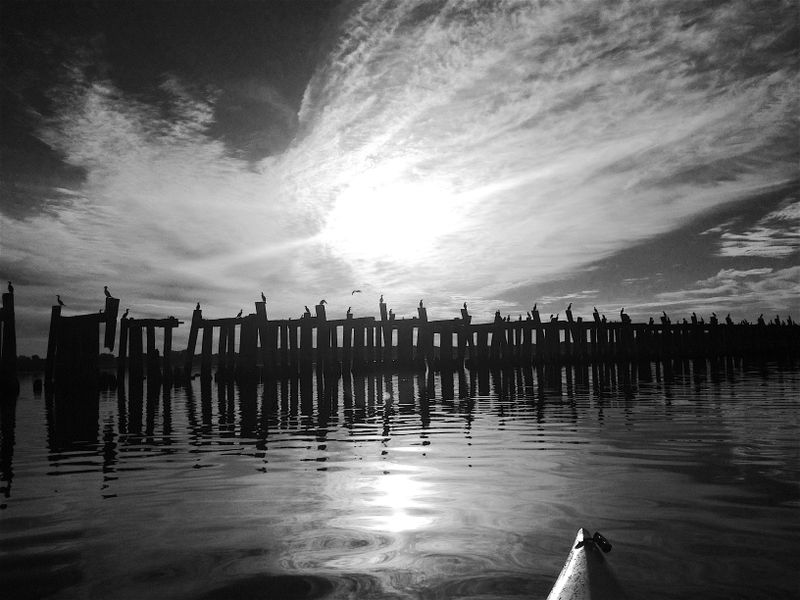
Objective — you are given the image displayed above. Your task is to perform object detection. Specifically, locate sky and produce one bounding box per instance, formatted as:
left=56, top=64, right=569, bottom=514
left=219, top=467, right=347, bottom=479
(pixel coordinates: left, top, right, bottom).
left=1, top=0, right=798, bottom=356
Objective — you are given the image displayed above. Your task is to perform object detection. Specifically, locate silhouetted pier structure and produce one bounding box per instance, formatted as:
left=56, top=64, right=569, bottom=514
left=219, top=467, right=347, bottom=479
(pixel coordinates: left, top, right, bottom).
left=117, top=316, right=183, bottom=382
left=180, top=300, right=797, bottom=381
left=0, top=290, right=18, bottom=392
left=44, top=296, right=119, bottom=388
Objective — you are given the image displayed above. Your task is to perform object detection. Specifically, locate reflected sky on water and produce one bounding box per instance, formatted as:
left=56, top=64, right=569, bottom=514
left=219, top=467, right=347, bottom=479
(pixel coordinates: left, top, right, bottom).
left=1, top=359, right=799, bottom=600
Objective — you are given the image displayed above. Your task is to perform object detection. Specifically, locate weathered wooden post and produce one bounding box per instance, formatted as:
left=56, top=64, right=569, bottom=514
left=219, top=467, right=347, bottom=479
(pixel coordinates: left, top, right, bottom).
left=103, top=296, right=120, bottom=351
left=300, top=315, right=313, bottom=369
left=378, top=300, right=388, bottom=365
left=117, top=317, right=129, bottom=381
left=200, top=323, right=213, bottom=379
left=0, top=291, right=18, bottom=388
left=45, top=305, right=61, bottom=384
left=397, top=322, right=414, bottom=369
left=316, top=304, right=329, bottom=368
left=163, top=322, right=174, bottom=378
left=238, top=314, right=259, bottom=378
left=146, top=324, right=160, bottom=379
left=129, top=323, right=144, bottom=381
left=184, top=307, right=202, bottom=376
left=254, top=301, right=270, bottom=371
left=352, top=321, right=365, bottom=372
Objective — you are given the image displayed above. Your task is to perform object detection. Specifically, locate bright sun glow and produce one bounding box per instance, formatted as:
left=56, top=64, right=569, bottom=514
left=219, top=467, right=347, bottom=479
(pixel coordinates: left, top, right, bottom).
left=321, top=172, right=464, bottom=264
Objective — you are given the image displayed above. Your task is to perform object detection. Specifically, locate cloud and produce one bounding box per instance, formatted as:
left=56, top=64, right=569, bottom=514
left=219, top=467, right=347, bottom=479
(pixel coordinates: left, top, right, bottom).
left=717, top=200, right=800, bottom=257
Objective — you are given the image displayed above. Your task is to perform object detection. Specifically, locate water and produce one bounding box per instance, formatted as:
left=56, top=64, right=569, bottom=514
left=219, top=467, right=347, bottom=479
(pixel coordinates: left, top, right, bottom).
left=1, top=359, right=799, bottom=600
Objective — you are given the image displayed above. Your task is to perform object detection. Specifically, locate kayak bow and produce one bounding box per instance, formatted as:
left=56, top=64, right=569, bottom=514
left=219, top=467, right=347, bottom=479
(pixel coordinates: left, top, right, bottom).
left=546, top=528, right=627, bottom=600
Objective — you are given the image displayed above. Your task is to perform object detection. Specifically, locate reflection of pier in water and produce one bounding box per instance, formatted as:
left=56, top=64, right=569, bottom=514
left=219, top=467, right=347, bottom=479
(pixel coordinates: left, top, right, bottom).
left=1, top=356, right=792, bottom=495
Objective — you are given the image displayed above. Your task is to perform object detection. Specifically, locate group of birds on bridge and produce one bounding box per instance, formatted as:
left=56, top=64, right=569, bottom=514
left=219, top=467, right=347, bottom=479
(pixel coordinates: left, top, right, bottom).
left=5, top=281, right=793, bottom=327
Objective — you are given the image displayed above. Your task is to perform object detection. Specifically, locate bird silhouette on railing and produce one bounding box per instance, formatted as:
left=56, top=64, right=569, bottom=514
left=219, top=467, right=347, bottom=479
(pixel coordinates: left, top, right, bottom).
left=304, top=305, right=311, bottom=316
left=196, top=302, right=201, bottom=310
left=57, top=295, right=65, bottom=307
left=236, top=309, right=243, bottom=318
left=122, top=308, right=129, bottom=319
left=104, top=285, right=112, bottom=298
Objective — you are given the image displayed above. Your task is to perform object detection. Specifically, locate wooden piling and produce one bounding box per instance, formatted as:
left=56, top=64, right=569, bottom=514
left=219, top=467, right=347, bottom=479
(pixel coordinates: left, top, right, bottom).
left=200, top=323, right=213, bottom=377
left=184, top=308, right=202, bottom=376
left=0, top=292, right=18, bottom=385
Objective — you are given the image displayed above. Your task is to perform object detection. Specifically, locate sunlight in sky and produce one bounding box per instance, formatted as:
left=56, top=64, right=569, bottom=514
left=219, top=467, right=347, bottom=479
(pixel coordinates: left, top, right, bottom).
left=321, top=170, right=463, bottom=265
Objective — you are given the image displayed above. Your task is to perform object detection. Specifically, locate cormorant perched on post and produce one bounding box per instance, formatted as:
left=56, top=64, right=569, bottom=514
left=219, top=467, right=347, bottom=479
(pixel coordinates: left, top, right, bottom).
left=319, top=299, right=327, bottom=305
left=261, top=292, right=266, bottom=303
left=104, top=285, right=111, bottom=298
left=567, top=302, right=572, bottom=311
left=196, top=302, right=201, bottom=311
left=419, top=299, right=424, bottom=308
left=236, top=309, right=243, bottom=318
left=57, top=295, right=65, bottom=307
left=347, top=306, right=352, bottom=316
left=379, top=294, right=384, bottom=303
left=122, top=308, right=129, bottom=319
left=463, top=302, right=467, bottom=310
left=304, top=305, right=311, bottom=315
left=7, top=281, right=13, bottom=294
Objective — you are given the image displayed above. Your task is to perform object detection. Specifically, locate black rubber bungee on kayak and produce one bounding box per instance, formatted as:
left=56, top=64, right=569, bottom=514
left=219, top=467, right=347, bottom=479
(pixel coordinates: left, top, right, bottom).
left=574, top=531, right=613, bottom=553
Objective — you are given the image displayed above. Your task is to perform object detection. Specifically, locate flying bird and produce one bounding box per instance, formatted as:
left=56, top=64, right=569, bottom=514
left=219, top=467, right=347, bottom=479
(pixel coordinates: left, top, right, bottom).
left=104, top=285, right=111, bottom=298
left=319, top=299, right=327, bottom=305
left=57, top=294, right=65, bottom=307
left=352, top=289, right=362, bottom=295
left=261, top=292, right=266, bottom=302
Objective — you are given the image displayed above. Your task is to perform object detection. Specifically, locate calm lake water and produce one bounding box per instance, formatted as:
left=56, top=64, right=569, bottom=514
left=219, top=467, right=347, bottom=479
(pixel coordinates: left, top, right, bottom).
left=1, top=359, right=798, bottom=600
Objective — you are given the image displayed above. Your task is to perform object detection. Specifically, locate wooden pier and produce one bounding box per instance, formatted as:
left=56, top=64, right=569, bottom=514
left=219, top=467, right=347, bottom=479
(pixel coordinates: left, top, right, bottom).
left=117, top=316, right=183, bottom=382
left=179, top=300, right=799, bottom=381
left=23, top=290, right=798, bottom=390
left=44, top=296, right=119, bottom=388
left=0, top=290, right=18, bottom=392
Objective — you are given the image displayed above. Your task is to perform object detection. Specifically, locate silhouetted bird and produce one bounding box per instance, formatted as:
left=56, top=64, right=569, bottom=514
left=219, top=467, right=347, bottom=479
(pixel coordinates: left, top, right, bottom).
left=463, top=302, right=467, bottom=310
left=347, top=306, right=352, bottom=316
left=567, top=302, right=572, bottom=311
left=57, top=295, right=65, bottom=307
left=196, top=302, right=201, bottom=310
left=419, top=299, right=424, bottom=308
left=7, top=281, right=13, bottom=294
left=533, top=303, right=537, bottom=312
left=236, top=309, right=242, bottom=318
left=319, top=299, right=327, bottom=305
left=380, top=294, right=384, bottom=303
left=304, top=305, right=311, bottom=315
left=352, top=290, right=362, bottom=295
left=104, top=285, right=111, bottom=298
left=261, top=292, right=266, bottom=302
left=122, top=308, right=129, bottom=319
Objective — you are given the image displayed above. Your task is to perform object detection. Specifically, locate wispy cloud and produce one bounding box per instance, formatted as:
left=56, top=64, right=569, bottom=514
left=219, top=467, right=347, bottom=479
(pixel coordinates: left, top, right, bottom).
left=717, top=200, right=800, bottom=258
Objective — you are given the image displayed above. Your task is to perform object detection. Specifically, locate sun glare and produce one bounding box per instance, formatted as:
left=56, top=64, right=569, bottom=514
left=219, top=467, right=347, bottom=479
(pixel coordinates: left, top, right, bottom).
left=321, top=176, right=463, bottom=264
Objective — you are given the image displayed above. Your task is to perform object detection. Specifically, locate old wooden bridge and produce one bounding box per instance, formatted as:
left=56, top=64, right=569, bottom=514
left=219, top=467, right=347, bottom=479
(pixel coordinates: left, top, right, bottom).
left=4, top=294, right=796, bottom=390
